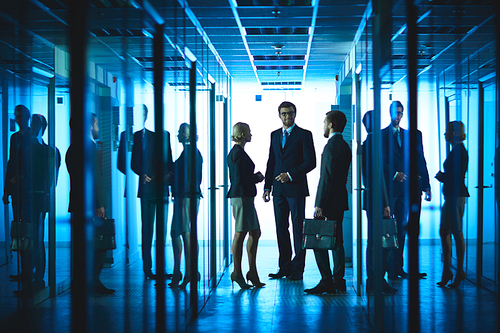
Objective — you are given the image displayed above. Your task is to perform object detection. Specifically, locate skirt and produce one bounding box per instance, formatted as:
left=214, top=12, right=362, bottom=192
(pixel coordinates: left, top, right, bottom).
left=230, top=197, right=260, bottom=232
left=440, top=196, right=466, bottom=233
left=171, top=197, right=200, bottom=237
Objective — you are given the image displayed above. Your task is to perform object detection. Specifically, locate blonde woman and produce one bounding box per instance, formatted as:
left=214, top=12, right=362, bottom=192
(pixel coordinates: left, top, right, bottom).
left=435, top=121, right=469, bottom=288
left=227, top=123, right=265, bottom=289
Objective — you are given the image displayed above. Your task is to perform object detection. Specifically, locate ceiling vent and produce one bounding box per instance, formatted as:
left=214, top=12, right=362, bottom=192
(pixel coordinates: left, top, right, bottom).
left=237, top=0, right=312, bottom=6
left=135, top=56, right=185, bottom=62
left=415, top=26, right=472, bottom=35
left=254, top=55, right=305, bottom=61
left=245, top=27, right=309, bottom=35
left=145, top=66, right=188, bottom=71
left=168, top=82, right=206, bottom=86
left=91, top=29, right=147, bottom=37
left=261, top=81, right=302, bottom=86
left=256, top=65, right=303, bottom=70
left=263, top=87, right=302, bottom=91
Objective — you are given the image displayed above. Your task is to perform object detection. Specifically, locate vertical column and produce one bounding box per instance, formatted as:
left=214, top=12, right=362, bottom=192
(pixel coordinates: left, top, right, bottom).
left=153, top=22, right=166, bottom=333
left=223, top=95, right=230, bottom=266
left=2, top=79, right=10, bottom=264
left=68, top=1, right=90, bottom=332
left=209, top=83, right=217, bottom=288
left=477, top=81, right=484, bottom=285
left=406, top=0, right=420, bottom=331
left=48, top=78, right=56, bottom=297
left=189, top=60, right=199, bottom=318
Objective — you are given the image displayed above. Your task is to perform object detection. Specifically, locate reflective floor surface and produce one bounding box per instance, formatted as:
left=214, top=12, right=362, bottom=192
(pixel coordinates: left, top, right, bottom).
left=0, top=244, right=499, bottom=332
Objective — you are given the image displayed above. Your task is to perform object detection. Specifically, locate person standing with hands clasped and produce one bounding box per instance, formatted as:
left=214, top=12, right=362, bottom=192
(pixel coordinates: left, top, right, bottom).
left=305, top=111, right=351, bottom=294
left=264, top=101, right=316, bottom=281
left=227, top=123, right=266, bottom=289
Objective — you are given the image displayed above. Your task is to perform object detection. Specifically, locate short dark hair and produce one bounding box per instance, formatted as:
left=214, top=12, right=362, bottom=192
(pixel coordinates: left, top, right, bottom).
left=278, top=101, right=296, bottom=113
left=362, top=111, right=373, bottom=133
left=326, top=111, right=347, bottom=132
left=14, top=104, right=31, bottom=117
left=390, top=101, right=404, bottom=113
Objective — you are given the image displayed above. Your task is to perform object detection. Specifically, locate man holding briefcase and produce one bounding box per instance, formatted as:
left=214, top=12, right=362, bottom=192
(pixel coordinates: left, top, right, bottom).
left=305, top=111, right=351, bottom=295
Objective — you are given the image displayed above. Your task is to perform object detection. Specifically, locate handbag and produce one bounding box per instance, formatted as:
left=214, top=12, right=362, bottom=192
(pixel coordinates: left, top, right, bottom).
left=10, top=220, right=34, bottom=252
left=94, top=217, right=117, bottom=250
left=382, top=216, right=399, bottom=249
left=302, top=217, right=337, bottom=250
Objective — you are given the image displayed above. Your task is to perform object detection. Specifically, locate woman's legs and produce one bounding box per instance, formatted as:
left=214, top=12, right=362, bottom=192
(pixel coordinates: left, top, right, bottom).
left=232, top=231, right=247, bottom=277
left=247, top=228, right=261, bottom=274
left=452, top=229, right=465, bottom=275
left=439, top=228, right=452, bottom=276
left=171, top=233, right=182, bottom=275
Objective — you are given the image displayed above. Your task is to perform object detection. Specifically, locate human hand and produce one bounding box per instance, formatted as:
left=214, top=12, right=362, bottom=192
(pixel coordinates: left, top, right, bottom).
left=383, top=206, right=391, bottom=217
left=424, top=189, right=431, bottom=201
left=263, top=190, right=271, bottom=202
left=395, top=172, right=407, bottom=182
left=141, top=174, right=151, bottom=184
left=96, top=207, right=106, bottom=218
left=275, top=172, right=290, bottom=183
left=314, top=207, right=324, bottom=219
left=256, top=172, right=265, bottom=183
left=2, top=193, right=10, bottom=205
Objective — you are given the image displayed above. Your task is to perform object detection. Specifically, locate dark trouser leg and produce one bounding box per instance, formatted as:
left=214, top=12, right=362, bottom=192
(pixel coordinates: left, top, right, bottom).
left=94, top=249, right=107, bottom=284
left=313, top=249, right=332, bottom=282
left=273, top=196, right=292, bottom=268
left=34, top=211, right=47, bottom=283
left=391, top=195, right=408, bottom=275
left=141, top=198, right=156, bottom=274
left=366, top=213, right=374, bottom=282
left=330, top=210, right=345, bottom=282
left=288, top=196, right=306, bottom=272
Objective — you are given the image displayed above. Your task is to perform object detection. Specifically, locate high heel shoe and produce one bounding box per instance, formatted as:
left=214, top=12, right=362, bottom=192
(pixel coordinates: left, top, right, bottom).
left=179, top=272, right=201, bottom=289
left=231, top=272, right=252, bottom=290
left=436, top=270, right=453, bottom=287
left=246, top=271, right=266, bottom=288
left=448, top=271, right=465, bottom=288
left=168, top=271, right=183, bottom=288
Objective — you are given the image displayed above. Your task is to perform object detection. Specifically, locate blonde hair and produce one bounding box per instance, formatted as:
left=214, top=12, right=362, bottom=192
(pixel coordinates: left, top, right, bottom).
left=231, top=122, right=249, bottom=143
left=447, top=121, right=466, bottom=141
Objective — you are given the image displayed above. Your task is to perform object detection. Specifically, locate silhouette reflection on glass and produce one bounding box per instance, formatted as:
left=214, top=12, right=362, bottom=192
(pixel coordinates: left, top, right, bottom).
left=66, top=113, right=115, bottom=294
left=131, top=104, right=174, bottom=279
left=361, top=111, right=396, bottom=294
left=30, top=114, right=61, bottom=293
left=3, top=105, right=34, bottom=297
left=169, top=123, right=203, bottom=288
left=435, top=121, right=469, bottom=288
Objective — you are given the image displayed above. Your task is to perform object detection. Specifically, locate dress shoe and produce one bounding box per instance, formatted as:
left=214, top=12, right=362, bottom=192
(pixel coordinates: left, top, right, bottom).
left=93, top=284, right=115, bottom=295
left=382, top=282, right=398, bottom=294
left=230, top=272, right=252, bottom=290
left=9, top=273, right=25, bottom=282
left=304, top=281, right=335, bottom=295
left=13, top=289, right=33, bottom=298
left=246, top=271, right=266, bottom=288
left=437, top=270, right=453, bottom=287
left=448, top=270, right=465, bottom=288
left=168, top=271, right=183, bottom=288
left=333, top=279, right=347, bottom=293
left=287, top=271, right=303, bottom=280
left=398, top=271, right=409, bottom=279
left=145, top=272, right=156, bottom=279
left=268, top=267, right=292, bottom=279
left=418, top=272, right=427, bottom=279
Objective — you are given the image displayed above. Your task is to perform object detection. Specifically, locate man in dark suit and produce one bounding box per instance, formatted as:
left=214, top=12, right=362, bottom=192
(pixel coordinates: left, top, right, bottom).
left=66, top=113, right=114, bottom=294
left=304, top=111, right=351, bottom=294
left=382, top=101, right=431, bottom=279
left=131, top=105, right=174, bottom=279
left=264, top=101, right=316, bottom=280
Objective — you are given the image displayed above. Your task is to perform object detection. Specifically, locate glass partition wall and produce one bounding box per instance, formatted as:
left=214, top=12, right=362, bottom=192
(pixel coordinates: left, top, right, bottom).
left=0, top=0, right=231, bottom=330
left=348, top=0, right=498, bottom=331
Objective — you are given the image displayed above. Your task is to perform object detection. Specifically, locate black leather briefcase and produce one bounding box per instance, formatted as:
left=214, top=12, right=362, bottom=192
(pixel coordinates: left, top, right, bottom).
left=94, top=218, right=117, bottom=250
left=382, top=216, right=399, bottom=249
left=302, top=218, right=337, bottom=250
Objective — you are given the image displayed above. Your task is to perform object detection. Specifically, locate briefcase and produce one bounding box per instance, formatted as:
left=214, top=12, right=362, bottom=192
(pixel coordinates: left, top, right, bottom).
left=382, top=216, right=399, bottom=249
left=302, top=218, right=337, bottom=250
left=94, top=218, right=117, bottom=250
left=10, top=220, right=33, bottom=252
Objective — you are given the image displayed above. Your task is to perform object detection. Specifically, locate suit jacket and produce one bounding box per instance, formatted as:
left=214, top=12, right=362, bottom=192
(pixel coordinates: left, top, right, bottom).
left=361, top=133, right=389, bottom=211
left=381, top=125, right=430, bottom=199
left=4, top=129, right=32, bottom=197
left=227, top=144, right=260, bottom=198
left=264, top=125, right=316, bottom=198
left=172, top=146, right=203, bottom=198
left=66, top=137, right=107, bottom=213
left=315, top=134, right=351, bottom=216
left=435, top=143, right=469, bottom=198
left=131, top=128, right=174, bottom=199
left=32, top=139, right=61, bottom=212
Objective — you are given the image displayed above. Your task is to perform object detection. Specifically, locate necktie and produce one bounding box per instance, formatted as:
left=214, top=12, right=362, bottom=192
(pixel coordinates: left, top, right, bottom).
left=282, top=130, right=289, bottom=148
left=396, top=129, right=401, bottom=147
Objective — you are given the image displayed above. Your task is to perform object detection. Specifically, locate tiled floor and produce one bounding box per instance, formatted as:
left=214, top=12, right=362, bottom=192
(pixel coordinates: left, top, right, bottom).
left=0, top=244, right=499, bottom=332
